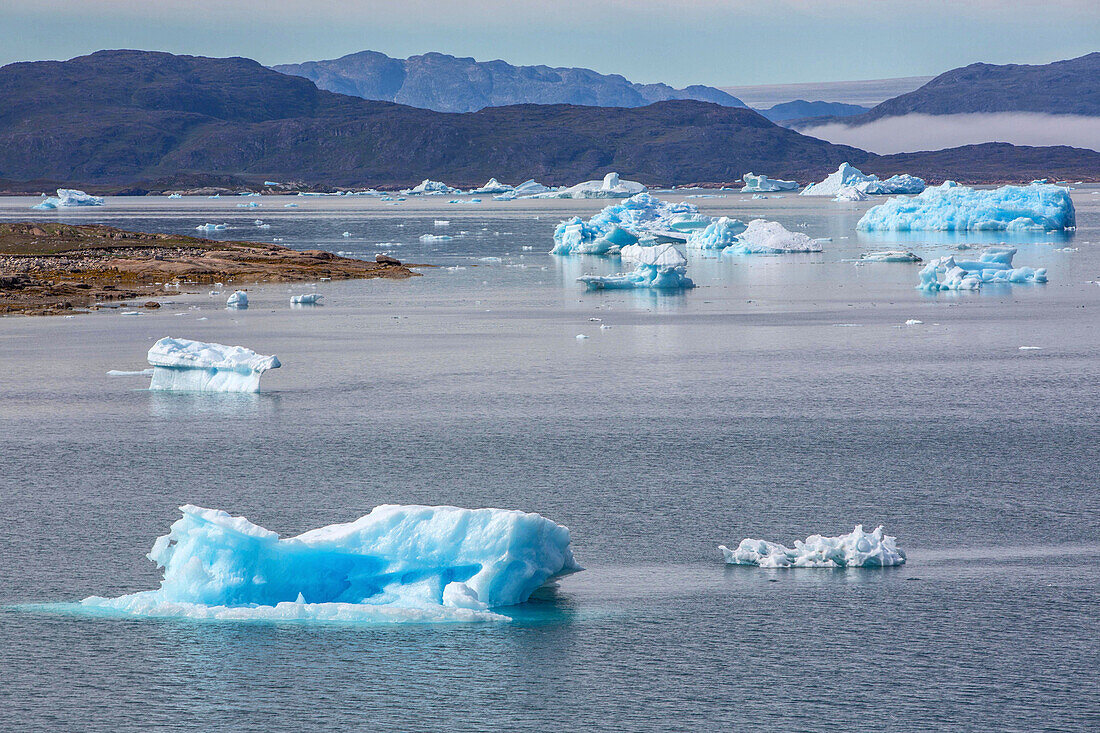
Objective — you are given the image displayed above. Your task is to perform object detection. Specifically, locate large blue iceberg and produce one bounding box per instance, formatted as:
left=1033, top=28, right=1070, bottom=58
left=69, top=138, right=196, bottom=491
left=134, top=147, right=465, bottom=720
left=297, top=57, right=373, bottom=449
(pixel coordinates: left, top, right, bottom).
left=917, top=247, right=1047, bottom=291
left=578, top=242, right=694, bottom=290
left=686, top=217, right=748, bottom=250
left=858, top=182, right=1076, bottom=232
left=720, top=525, right=906, bottom=568
left=32, top=188, right=105, bottom=209
left=550, top=193, right=708, bottom=254
left=80, top=504, right=581, bottom=623
left=147, top=337, right=280, bottom=393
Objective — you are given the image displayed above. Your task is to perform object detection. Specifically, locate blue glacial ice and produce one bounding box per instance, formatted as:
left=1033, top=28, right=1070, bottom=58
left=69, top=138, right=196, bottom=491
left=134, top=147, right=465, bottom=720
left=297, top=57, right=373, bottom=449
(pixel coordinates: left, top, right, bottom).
left=722, top=219, right=823, bottom=255
left=401, top=179, right=462, bottom=195
left=578, top=242, right=694, bottom=290
left=226, top=290, right=249, bottom=308
left=740, top=173, right=798, bottom=193
left=801, top=163, right=925, bottom=197
left=550, top=193, right=706, bottom=254
left=79, top=503, right=581, bottom=623
left=686, top=217, right=748, bottom=250
left=917, top=247, right=1047, bottom=291
left=31, top=188, right=105, bottom=209
left=719, top=524, right=906, bottom=568
left=857, top=181, right=1076, bottom=232
left=146, top=337, right=280, bottom=393
left=533, top=172, right=646, bottom=199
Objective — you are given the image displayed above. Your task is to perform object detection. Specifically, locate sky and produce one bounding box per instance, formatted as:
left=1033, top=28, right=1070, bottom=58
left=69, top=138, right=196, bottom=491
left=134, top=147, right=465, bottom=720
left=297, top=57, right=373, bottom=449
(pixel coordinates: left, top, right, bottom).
left=3, top=1, right=1098, bottom=87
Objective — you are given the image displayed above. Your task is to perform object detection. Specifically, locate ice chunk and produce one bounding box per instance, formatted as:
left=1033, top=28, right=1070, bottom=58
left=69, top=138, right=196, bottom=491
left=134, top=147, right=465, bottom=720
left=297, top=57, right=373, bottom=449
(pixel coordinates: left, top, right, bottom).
left=860, top=251, right=922, bottom=263
left=167, top=193, right=183, bottom=199
left=80, top=503, right=580, bottom=623
left=834, top=185, right=869, bottom=202
left=686, top=217, right=748, bottom=250
left=861, top=174, right=926, bottom=195
left=917, top=247, right=1047, bottom=291
left=31, top=188, right=105, bottom=210
left=401, top=179, right=462, bottom=196
left=470, top=178, right=512, bottom=195
left=146, top=337, right=280, bottom=393
left=290, top=293, right=322, bottom=304
left=719, top=524, right=906, bottom=568
left=533, top=172, right=646, bottom=199
left=858, top=181, right=1076, bottom=232
left=740, top=173, right=798, bottom=193
left=550, top=193, right=705, bottom=254
left=226, top=290, right=248, bottom=308
left=419, top=234, right=454, bottom=242
left=801, top=163, right=880, bottom=197
left=619, top=242, right=687, bottom=268
left=195, top=223, right=228, bottom=232
left=107, top=369, right=155, bottom=377
left=723, top=219, right=822, bottom=255
left=578, top=245, right=694, bottom=290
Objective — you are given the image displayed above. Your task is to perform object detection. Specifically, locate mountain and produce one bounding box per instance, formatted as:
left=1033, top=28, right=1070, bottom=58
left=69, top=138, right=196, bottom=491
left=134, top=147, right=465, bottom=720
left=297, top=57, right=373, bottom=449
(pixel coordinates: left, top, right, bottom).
left=0, top=51, right=1096, bottom=191
left=756, top=100, right=868, bottom=123
left=793, top=52, right=1100, bottom=129
left=272, top=50, right=746, bottom=113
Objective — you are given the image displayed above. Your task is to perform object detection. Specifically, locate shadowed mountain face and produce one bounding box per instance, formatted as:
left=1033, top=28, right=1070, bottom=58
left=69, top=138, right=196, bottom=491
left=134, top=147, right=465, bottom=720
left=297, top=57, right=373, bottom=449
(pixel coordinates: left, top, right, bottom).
left=272, top=50, right=746, bottom=112
left=1, top=51, right=1097, bottom=190
left=797, top=52, right=1100, bottom=129
left=757, top=100, right=868, bottom=123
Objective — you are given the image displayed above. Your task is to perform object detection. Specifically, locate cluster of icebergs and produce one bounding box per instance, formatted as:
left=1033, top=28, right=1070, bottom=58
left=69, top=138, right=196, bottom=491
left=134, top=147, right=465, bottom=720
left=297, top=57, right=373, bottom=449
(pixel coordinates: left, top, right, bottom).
left=399, top=172, right=646, bottom=200
left=81, top=503, right=582, bottom=623
left=720, top=525, right=906, bottom=568
left=31, top=189, right=105, bottom=209
left=917, top=247, right=1047, bottom=291
left=858, top=181, right=1076, bottom=232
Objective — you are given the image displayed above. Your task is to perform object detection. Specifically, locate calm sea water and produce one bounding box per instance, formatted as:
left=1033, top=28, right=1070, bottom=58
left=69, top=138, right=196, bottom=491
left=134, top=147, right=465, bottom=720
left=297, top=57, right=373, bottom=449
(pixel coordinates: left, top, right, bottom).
left=1, top=190, right=1098, bottom=732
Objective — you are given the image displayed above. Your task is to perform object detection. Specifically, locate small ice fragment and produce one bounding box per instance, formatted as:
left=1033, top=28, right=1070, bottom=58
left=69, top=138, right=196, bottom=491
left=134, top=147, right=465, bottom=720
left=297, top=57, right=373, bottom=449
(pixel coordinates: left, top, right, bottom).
left=226, top=291, right=248, bottom=309
left=1018, top=346, right=1042, bottom=350
left=290, top=294, right=323, bottom=305
left=434, top=220, right=450, bottom=227
left=719, top=525, right=905, bottom=567
left=904, top=319, right=923, bottom=325
left=107, top=369, right=155, bottom=377
left=576, top=334, right=588, bottom=340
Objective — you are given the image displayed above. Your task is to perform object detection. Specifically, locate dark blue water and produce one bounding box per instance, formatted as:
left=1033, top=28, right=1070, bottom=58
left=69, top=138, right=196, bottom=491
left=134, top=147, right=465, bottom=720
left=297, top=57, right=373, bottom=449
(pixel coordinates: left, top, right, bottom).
left=1, top=192, right=1098, bottom=731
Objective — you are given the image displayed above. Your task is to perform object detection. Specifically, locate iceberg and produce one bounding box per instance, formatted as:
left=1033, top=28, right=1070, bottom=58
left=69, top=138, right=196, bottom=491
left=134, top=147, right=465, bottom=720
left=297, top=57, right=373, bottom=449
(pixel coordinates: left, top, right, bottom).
left=801, top=163, right=881, bottom=197
left=401, top=179, right=462, bottom=196
left=719, top=525, right=906, bottom=568
left=513, top=179, right=551, bottom=196
left=31, top=188, right=105, bottom=210
left=722, top=219, right=822, bottom=255
left=857, top=181, right=1076, bottom=232
left=834, top=186, right=869, bottom=202
left=533, top=172, right=646, bottom=199
left=195, top=223, right=227, bottom=232
left=550, top=193, right=706, bottom=254
left=470, top=178, right=512, bottom=195
left=290, top=293, right=323, bottom=304
left=860, top=174, right=926, bottom=195
left=80, top=503, right=580, bottom=623
left=917, top=247, right=1047, bottom=291
left=226, top=290, right=248, bottom=308
left=686, top=217, right=748, bottom=250
left=578, top=242, right=694, bottom=290
left=860, top=250, right=922, bottom=263
left=146, top=337, right=281, bottom=393
left=740, top=173, right=798, bottom=193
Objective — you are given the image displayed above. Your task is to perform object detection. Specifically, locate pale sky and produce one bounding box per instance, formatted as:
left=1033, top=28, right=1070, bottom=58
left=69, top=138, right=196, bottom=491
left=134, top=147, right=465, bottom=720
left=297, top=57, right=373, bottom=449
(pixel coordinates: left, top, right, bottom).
left=3, top=0, right=1097, bottom=87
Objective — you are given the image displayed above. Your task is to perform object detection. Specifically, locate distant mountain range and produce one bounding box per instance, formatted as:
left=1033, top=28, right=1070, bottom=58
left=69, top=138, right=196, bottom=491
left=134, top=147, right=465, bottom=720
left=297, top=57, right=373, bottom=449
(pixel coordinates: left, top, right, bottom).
left=790, top=52, right=1100, bottom=129
left=273, top=51, right=746, bottom=113
left=0, top=51, right=1097, bottom=191
left=757, top=100, right=867, bottom=123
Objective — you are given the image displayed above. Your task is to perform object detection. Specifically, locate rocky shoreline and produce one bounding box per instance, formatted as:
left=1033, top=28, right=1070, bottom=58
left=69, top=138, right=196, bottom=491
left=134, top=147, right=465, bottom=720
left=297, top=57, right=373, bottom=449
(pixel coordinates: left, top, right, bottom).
left=0, top=223, right=421, bottom=316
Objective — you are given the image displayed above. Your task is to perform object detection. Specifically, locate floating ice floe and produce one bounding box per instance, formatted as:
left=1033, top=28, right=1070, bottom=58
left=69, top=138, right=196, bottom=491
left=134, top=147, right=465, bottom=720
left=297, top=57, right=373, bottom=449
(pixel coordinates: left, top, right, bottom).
left=917, top=247, right=1047, bottom=291
left=167, top=193, right=182, bottom=199
left=195, top=223, right=228, bottom=232
left=291, top=293, right=322, bottom=305
left=722, top=219, right=822, bottom=255
left=419, top=234, right=454, bottom=242
left=401, top=179, right=462, bottom=196
left=470, top=178, right=512, bottom=195
left=719, top=524, right=906, bottom=568
left=550, top=193, right=706, bottom=254
left=857, top=181, right=1076, bottom=232
left=146, top=337, right=280, bottom=393
left=533, top=172, right=646, bottom=199
left=32, top=188, right=105, bottom=209
left=578, top=242, right=694, bottom=290
left=801, top=163, right=925, bottom=197
left=740, top=172, right=798, bottom=193
left=860, top=251, right=922, bottom=263
left=236, top=202, right=261, bottom=208
left=834, top=185, right=869, bottom=202
left=79, top=503, right=580, bottom=623
left=686, top=217, right=748, bottom=250
left=226, top=290, right=249, bottom=308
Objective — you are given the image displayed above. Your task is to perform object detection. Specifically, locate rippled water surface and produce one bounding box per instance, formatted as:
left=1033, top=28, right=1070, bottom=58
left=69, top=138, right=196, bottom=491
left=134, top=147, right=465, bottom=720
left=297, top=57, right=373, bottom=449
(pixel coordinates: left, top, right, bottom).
left=2, top=190, right=1098, bottom=731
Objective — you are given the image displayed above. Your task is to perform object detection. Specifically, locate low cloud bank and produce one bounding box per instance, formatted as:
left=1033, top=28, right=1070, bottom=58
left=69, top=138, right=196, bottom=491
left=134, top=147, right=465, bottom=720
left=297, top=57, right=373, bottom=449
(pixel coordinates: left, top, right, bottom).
left=803, top=113, right=1100, bottom=154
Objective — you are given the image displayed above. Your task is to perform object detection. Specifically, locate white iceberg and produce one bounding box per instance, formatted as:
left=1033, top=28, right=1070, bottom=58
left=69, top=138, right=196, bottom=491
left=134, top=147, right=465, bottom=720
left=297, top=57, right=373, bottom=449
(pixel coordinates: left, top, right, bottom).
left=533, top=172, right=646, bottom=199
left=195, top=223, right=228, bottom=232
left=686, top=217, right=748, bottom=250
left=858, top=181, right=1076, bottom=232
left=801, top=163, right=925, bottom=197
left=401, top=179, right=462, bottom=196
left=860, top=250, right=922, bottom=263
left=79, top=503, right=580, bottom=623
left=740, top=173, right=798, bottom=193
left=31, top=188, right=105, bottom=209
left=290, top=293, right=323, bottom=304
left=226, top=290, right=248, bottom=308
left=146, top=337, right=280, bottom=393
left=578, top=243, right=694, bottom=290
left=723, top=219, right=822, bottom=255
left=917, top=247, right=1047, bottom=291
left=419, top=234, right=454, bottom=242
left=470, top=178, right=512, bottom=195
left=834, top=185, right=869, bottom=202
left=861, top=174, right=926, bottom=195
left=719, top=525, right=906, bottom=568
left=512, top=179, right=551, bottom=196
